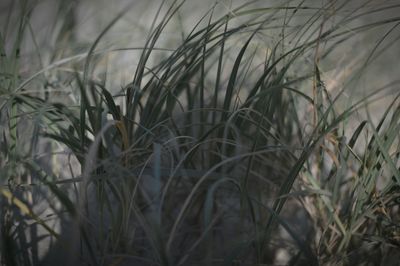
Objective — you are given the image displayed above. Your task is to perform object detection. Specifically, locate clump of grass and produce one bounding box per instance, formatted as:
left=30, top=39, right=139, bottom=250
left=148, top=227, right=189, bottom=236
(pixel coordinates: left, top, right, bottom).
left=1, top=0, right=400, bottom=265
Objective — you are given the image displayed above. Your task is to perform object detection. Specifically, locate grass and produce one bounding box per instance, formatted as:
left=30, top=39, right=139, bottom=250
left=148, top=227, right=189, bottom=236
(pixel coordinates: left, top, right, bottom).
left=1, top=0, right=400, bottom=265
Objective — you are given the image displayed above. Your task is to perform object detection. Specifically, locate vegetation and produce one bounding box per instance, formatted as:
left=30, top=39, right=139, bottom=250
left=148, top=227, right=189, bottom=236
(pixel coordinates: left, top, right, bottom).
left=1, top=0, right=400, bottom=265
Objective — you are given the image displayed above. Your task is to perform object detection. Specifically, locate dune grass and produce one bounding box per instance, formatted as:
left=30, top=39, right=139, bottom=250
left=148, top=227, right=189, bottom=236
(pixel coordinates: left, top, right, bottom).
left=1, top=0, right=400, bottom=265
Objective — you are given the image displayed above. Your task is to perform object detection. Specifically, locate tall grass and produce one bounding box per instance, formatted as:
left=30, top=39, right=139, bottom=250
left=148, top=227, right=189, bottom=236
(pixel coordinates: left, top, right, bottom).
left=1, top=0, right=400, bottom=265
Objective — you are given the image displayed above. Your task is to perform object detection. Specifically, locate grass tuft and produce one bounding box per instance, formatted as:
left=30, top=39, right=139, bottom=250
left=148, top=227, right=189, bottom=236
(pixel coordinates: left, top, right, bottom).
left=1, top=0, right=400, bottom=265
